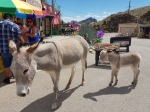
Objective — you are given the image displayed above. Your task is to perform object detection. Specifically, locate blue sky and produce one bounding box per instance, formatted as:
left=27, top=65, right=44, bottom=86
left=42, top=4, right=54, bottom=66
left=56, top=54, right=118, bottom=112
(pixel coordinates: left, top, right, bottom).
left=48, top=0, right=150, bottom=23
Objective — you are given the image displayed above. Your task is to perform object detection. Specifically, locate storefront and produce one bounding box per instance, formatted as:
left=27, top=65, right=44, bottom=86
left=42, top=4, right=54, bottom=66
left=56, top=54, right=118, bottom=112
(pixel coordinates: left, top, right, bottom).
left=0, top=0, right=55, bottom=37
left=118, top=23, right=150, bottom=38
left=42, top=3, right=54, bottom=37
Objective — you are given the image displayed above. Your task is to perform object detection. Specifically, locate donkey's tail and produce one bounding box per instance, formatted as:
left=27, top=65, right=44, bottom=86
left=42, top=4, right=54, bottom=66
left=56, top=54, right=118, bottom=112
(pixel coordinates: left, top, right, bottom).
left=137, top=53, right=142, bottom=68
left=85, top=59, right=87, bottom=69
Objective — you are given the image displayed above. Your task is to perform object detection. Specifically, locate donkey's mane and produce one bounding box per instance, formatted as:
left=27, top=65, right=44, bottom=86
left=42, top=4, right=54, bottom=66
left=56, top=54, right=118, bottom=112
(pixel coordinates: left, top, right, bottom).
left=17, top=37, right=72, bottom=52
left=17, top=43, right=30, bottom=52
left=113, top=50, right=120, bottom=55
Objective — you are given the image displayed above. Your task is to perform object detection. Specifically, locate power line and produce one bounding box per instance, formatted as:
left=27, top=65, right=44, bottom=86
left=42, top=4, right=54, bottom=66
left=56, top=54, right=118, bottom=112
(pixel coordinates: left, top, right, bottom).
left=55, top=0, right=59, bottom=7
left=60, top=6, right=88, bottom=15
left=55, top=0, right=88, bottom=15
left=54, top=0, right=128, bottom=19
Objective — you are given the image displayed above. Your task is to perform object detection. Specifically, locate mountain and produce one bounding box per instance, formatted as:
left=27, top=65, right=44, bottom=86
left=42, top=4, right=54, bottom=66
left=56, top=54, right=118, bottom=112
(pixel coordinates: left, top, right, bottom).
left=94, top=6, right=150, bottom=32
left=78, top=17, right=97, bottom=24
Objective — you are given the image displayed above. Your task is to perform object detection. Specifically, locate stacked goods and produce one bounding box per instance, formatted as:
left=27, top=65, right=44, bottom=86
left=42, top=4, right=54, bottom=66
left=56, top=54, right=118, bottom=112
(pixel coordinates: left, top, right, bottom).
left=94, top=43, right=120, bottom=51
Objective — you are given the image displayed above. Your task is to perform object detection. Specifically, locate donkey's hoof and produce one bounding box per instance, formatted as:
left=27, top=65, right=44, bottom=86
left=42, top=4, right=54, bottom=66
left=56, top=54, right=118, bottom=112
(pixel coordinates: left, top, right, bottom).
left=51, top=102, right=58, bottom=110
left=65, top=86, right=70, bottom=90
left=81, top=82, right=85, bottom=86
left=109, top=83, right=112, bottom=86
left=131, top=81, right=135, bottom=85
left=131, top=81, right=137, bottom=87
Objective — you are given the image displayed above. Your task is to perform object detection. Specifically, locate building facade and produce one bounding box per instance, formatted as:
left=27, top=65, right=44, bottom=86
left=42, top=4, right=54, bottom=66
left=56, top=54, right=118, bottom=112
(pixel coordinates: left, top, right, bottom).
left=118, top=23, right=150, bottom=38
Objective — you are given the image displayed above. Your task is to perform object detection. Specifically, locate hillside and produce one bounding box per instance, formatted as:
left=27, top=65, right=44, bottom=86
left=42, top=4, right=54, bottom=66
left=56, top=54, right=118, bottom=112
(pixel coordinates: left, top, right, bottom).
left=78, top=17, right=97, bottom=24
left=94, top=6, right=150, bottom=32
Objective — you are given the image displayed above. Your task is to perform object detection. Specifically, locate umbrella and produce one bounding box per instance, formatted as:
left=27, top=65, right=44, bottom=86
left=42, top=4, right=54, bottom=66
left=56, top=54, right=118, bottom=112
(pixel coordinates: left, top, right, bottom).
left=16, top=10, right=43, bottom=19
left=0, top=0, right=43, bottom=15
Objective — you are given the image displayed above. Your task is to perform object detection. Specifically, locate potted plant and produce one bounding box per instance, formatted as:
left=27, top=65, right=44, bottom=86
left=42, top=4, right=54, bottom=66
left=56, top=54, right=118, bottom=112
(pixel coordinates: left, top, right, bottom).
left=96, top=30, right=104, bottom=43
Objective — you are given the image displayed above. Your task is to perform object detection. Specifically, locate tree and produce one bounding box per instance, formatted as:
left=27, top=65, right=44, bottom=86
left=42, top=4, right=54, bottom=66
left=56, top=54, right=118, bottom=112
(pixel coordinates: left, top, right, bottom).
left=79, top=22, right=97, bottom=44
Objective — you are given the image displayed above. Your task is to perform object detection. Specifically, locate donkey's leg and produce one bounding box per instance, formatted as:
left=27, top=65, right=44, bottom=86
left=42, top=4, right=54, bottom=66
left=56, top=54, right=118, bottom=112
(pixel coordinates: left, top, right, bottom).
left=134, top=68, right=140, bottom=86
left=48, top=71, right=55, bottom=84
left=131, top=66, right=140, bottom=86
left=81, top=59, right=87, bottom=85
left=113, top=69, right=119, bottom=86
left=51, top=70, right=60, bottom=110
left=131, top=65, right=137, bottom=85
left=109, top=70, right=114, bottom=86
left=135, top=68, right=140, bottom=85
left=65, top=66, right=76, bottom=90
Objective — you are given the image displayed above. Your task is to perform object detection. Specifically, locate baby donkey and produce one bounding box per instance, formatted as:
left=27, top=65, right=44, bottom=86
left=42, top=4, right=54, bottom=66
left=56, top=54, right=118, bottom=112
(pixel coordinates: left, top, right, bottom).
left=99, top=48, right=141, bottom=87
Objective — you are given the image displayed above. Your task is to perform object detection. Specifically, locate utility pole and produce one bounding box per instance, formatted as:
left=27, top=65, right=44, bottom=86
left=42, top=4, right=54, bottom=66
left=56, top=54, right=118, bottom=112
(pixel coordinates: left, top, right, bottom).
left=52, top=0, right=54, bottom=13
left=58, top=5, right=61, bottom=23
left=127, top=1, right=131, bottom=22
left=51, top=0, right=55, bottom=38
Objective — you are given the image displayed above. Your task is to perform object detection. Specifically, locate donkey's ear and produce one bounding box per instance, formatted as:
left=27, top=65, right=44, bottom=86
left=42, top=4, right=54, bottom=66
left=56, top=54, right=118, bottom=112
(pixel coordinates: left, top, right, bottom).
left=8, top=38, right=17, bottom=53
left=26, top=37, right=44, bottom=53
left=8, top=38, right=18, bottom=58
left=26, top=42, right=39, bottom=53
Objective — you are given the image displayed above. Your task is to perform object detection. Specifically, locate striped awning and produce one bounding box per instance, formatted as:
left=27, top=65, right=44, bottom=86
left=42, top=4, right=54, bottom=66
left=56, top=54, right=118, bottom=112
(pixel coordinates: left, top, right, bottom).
left=0, top=0, right=42, bottom=15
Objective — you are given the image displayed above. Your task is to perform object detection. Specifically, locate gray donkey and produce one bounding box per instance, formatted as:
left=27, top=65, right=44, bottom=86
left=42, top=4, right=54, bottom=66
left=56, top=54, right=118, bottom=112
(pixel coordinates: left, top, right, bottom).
left=9, top=36, right=88, bottom=110
left=99, top=48, right=141, bottom=87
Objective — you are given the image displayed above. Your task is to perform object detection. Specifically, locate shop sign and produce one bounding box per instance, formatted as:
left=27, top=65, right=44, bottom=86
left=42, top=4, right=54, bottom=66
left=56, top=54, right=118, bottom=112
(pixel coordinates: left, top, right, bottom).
left=26, top=0, right=42, bottom=9
left=42, top=3, right=53, bottom=16
left=113, top=41, right=129, bottom=46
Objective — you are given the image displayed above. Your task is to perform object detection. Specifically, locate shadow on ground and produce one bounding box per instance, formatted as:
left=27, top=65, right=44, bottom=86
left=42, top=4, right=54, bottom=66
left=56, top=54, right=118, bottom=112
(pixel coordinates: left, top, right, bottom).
left=21, top=85, right=82, bottom=112
left=87, top=63, right=111, bottom=70
left=83, top=85, right=135, bottom=102
left=0, top=81, right=15, bottom=88
left=0, top=72, right=15, bottom=88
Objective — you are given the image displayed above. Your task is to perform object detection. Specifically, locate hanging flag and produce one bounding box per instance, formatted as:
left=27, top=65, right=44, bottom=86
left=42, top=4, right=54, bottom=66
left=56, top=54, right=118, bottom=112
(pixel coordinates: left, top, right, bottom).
left=52, top=11, right=60, bottom=25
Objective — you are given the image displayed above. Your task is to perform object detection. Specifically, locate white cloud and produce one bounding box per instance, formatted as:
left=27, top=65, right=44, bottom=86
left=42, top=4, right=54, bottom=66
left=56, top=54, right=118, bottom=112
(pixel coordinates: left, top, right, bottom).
left=76, top=16, right=81, bottom=18
left=85, top=14, right=91, bottom=18
left=61, top=16, right=85, bottom=23
left=103, top=12, right=107, bottom=14
left=61, top=12, right=115, bottom=23
left=62, top=16, right=72, bottom=19
left=102, top=15, right=108, bottom=18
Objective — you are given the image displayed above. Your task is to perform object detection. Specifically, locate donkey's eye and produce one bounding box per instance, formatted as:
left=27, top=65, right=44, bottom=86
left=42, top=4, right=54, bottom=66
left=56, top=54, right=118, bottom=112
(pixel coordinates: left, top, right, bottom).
left=23, top=69, right=29, bottom=74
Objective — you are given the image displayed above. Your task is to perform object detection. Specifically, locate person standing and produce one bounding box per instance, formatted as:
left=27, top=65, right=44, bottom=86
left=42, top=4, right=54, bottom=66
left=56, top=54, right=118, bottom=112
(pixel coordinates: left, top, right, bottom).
left=26, top=18, right=40, bottom=45
left=0, top=13, right=24, bottom=84
left=17, top=23, right=28, bottom=43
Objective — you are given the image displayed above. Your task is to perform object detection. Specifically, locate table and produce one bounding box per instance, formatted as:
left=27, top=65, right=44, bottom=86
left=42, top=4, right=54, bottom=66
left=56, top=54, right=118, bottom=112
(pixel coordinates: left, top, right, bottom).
left=94, top=43, right=120, bottom=66
left=110, top=36, right=131, bottom=52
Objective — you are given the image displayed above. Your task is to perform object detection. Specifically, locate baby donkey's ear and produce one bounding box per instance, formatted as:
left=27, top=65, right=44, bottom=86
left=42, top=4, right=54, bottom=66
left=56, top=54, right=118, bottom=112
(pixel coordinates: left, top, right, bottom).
left=107, top=49, right=113, bottom=53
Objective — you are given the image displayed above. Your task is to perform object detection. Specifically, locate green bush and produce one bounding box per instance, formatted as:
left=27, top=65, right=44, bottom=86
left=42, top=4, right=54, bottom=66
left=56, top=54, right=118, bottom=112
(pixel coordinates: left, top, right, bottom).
left=79, top=22, right=97, bottom=43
